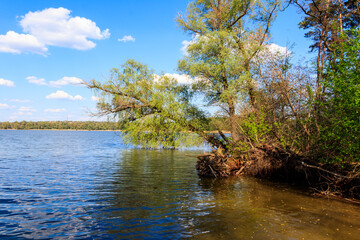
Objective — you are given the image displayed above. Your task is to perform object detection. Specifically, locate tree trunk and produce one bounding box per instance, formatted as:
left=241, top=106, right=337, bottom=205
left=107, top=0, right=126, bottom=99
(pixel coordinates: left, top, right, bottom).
left=228, top=99, right=240, bottom=143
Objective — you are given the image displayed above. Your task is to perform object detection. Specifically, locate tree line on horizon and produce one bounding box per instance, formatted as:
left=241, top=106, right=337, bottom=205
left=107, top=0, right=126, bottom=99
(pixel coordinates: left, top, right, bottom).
left=0, top=118, right=230, bottom=131
left=0, top=121, right=120, bottom=130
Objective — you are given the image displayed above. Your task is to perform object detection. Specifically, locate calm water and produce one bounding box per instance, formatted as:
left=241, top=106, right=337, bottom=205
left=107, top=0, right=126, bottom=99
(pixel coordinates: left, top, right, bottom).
left=0, top=130, right=359, bottom=239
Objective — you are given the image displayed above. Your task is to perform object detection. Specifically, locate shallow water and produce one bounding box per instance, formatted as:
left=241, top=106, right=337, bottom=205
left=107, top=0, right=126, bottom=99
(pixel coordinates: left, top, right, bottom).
left=0, top=130, right=359, bottom=239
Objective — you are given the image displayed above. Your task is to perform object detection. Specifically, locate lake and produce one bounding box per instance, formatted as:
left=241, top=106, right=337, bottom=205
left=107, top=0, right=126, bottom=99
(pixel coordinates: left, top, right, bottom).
left=0, top=130, right=359, bottom=239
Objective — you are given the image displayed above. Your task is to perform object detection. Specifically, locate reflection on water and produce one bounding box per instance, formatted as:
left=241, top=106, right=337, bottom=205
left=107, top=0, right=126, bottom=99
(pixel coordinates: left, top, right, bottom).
left=0, top=130, right=359, bottom=239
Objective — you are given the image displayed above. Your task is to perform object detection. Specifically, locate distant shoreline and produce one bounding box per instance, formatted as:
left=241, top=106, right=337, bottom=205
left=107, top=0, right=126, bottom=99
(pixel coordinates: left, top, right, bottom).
left=0, top=129, right=230, bottom=134
left=0, top=129, right=123, bottom=132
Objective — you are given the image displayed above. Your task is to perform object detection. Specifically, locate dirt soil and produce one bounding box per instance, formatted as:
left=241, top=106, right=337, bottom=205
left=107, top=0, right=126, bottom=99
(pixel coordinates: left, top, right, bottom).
left=196, top=144, right=360, bottom=202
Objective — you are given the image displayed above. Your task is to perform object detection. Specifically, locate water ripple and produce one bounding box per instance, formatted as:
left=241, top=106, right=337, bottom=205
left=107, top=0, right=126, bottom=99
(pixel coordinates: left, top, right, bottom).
left=0, top=130, right=359, bottom=239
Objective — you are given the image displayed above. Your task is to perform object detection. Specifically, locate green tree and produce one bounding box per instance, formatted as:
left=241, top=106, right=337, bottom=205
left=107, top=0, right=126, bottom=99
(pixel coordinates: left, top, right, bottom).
left=87, top=60, right=225, bottom=149
left=318, top=28, right=360, bottom=163
left=292, top=0, right=360, bottom=113
left=177, top=0, right=281, bottom=145
left=87, top=0, right=282, bottom=150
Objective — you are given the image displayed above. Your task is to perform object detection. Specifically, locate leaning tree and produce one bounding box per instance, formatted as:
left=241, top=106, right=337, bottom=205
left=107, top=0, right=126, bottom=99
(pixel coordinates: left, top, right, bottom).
left=87, top=0, right=282, bottom=150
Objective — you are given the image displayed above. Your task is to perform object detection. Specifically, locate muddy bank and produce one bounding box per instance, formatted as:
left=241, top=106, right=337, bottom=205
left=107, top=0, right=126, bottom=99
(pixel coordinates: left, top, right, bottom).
left=196, top=144, right=360, bottom=202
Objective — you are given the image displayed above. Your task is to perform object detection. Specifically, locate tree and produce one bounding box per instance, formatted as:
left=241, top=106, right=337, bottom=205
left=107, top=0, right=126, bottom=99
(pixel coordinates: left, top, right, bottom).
left=87, top=60, right=226, bottom=149
left=88, top=0, right=282, bottom=150
left=177, top=0, right=282, bottom=144
left=318, top=28, right=360, bottom=163
left=292, top=0, right=360, bottom=108
left=251, top=46, right=315, bottom=152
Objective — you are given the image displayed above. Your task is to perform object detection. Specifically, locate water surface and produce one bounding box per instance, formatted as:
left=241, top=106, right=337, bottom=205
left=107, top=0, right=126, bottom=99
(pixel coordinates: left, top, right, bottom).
left=0, top=130, right=359, bottom=239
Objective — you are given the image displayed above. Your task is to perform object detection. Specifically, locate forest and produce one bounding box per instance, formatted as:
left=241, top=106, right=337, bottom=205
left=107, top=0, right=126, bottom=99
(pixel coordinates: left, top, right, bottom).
left=75, top=0, right=360, bottom=200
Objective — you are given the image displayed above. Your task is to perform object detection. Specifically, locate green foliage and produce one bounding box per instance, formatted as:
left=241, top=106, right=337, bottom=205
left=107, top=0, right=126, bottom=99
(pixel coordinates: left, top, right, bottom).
left=88, top=59, right=224, bottom=149
left=235, top=110, right=273, bottom=151
left=318, top=29, right=360, bottom=163
left=177, top=0, right=282, bottom=144
left=241, top=111, right=272, bottom=143
left=178, top=30, right=249, bottom=106
left=123, top=116, right=202, bottom=149
left=88, top=0, right=284, bottom=150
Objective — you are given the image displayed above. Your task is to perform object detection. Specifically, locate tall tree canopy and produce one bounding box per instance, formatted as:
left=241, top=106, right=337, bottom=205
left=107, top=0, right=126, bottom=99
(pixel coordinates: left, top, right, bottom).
left=88, top=0, right=283, bottom=149
left=177, top=0, right=282, bottom=143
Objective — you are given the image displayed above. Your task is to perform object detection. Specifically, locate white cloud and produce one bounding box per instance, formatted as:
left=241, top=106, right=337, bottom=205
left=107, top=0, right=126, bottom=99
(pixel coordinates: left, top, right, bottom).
left=44, top=108, right=66, bottom=113
left=0, top=103, right=12, bottom=109
left=181, top=34, right=199, bottom=55
left=164, top=73, right=194, bottom=85
left=49, top=76, right=84, bottom=87
left=118, top=35, right=135, bottom=42
left=46, top=90, right=83, bottom=100
left=91, top=96, right=101, bottom=101
left=20, top=7, right=110, bottom=50
left=153, top=73, right=199, bottom=85
left=17, top=106, right=36, bottom=116
left=8, top=99, right=31, bottom=103
left=26, top=76, right=84, bottom=87
left=181, top=40, right=192, bottom=55
left=0, top=78, right=15, bottom=87
left=0, top=7, right=110, bottom=55
left=26, top=76, right=47, bottom=85
left=0, top=31, right=48, bottom=55
left=267, top=43, right=291, bottom=56
left=18, top=106, right=35, bottom=112
left=254, top=43, right=291, bottom=64
left=17, top=112, right=33, bottom=116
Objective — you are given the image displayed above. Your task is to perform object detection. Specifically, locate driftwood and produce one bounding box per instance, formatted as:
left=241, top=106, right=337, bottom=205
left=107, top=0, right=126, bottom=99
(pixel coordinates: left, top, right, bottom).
left=196, top=144, right=360, bottom=201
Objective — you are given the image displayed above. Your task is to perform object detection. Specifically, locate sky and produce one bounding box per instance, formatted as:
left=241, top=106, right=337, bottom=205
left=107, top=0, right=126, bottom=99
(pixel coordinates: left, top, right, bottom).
left=0, top=0, right=314, bottom=122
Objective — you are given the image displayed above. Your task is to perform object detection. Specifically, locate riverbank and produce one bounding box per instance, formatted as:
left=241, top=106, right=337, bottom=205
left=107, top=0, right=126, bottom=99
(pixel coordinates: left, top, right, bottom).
left=196, top=144, right=360, bottom=204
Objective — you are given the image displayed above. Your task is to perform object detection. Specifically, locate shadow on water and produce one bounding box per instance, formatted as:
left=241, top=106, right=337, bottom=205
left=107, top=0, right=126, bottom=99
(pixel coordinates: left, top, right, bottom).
left=90, top=149, right=203, bottom=239
left=194, top=176, right=360, bottom=240
left=89, top=149, right=360, bottom=240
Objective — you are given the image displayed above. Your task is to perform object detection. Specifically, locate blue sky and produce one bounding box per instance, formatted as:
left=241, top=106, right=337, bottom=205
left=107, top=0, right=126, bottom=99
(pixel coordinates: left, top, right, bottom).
left=0, top=0, right=313, bottom=122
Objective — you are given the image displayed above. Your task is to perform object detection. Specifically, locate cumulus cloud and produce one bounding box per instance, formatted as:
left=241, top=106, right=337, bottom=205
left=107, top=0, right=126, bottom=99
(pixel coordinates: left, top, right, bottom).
left=49, top=76, right=84, bottom=87
left=44, top=108, right=66, bottom=113
left=46, top=90, right=83, bottom=100
left=0, top=7, right=110, bottom=55
left=21, top=7, right=110, bottom=50
left=267, top=43, right=291, bottom=56
left=26, top=75, right=84, bottom=87
left=0, top=78, right=15, bottom=87
left=253, top=43, right=291, bottom=64
left=118, top=35, right=135, bottom=42
left=26, top=76, right=47, bottom=85
left=0, top=31, right=48, bottom=55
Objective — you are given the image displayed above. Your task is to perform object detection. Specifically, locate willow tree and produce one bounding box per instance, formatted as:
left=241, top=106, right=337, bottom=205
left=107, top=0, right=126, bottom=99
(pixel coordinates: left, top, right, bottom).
left=87, top=60, right=226, bottom=149
left=177, top=0, right=282, bottom=144
left=88, top=0, right=282, bottom=150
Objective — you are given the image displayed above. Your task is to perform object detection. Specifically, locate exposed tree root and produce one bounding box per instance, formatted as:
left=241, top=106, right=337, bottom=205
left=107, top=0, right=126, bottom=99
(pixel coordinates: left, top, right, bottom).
left=196, top=144, right=360, bottom=201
